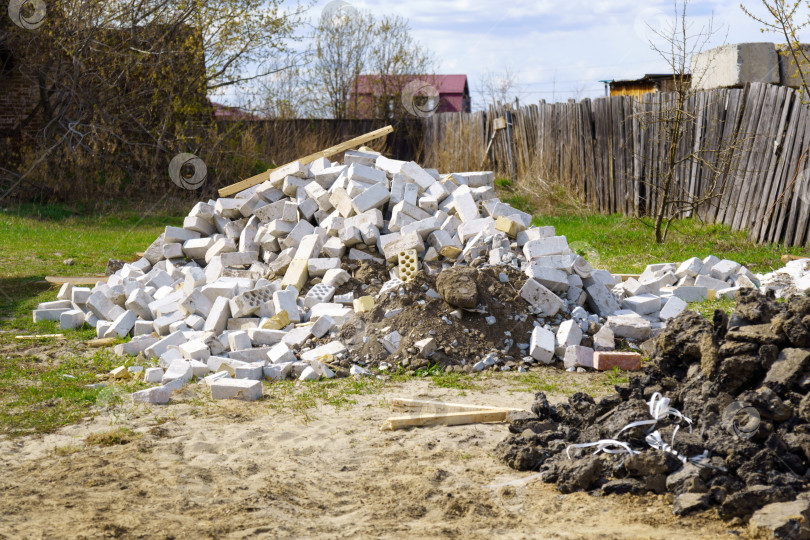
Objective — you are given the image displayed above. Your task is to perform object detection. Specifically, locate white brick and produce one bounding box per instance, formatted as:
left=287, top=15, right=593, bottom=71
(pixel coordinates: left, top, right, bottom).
left=659, top=296, right=688, bottom=321
left=675, top=257, right=704, bottom=278
left=564, top=345, right=594, bottom=369
left=300, top=341, right=347, bottom=362
left=520, top=279, right=564, bottom=316
left=104, top=311, right=137, bottom=338
left=204, top=297, right=231, bottom=334
left=210, top=379, right=262, bottom=401
left=711, top=259, right=742, bottom=281
left=400, top=161, right=436, bottom=191
left=162, top=359, right=193, bottom=384
left=606, top=314, right=652, bottom=341
left=556, top=320, right=583, bottom=350
left=351, top=183, right=390, bottom=213
left=523, top=236, right=570, bottom=260
left=530, top=327, right=556, bottom=364
left=273, top=289, right=301, bottom=323
left=695, top=274, right=730, bottom=292
left=622, top=294, right=662, bottom=316
left=60, top=309, right=86, bottom=330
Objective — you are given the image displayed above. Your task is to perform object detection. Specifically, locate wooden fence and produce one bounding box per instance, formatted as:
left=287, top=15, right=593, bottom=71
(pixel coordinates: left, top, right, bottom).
left=422, top=82, right=810, bottom=247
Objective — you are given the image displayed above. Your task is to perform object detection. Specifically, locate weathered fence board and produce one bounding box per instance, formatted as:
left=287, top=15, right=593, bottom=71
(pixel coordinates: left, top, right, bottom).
left=422, top=82, right=810, bottom=247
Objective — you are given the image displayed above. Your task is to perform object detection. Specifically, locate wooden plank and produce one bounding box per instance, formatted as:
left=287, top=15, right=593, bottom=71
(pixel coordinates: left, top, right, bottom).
left=381, top=409, right=511, bottom=431
left=87, top=338, right=117, bottom=348
left=218, top=125, right=394, bottom=197
left=774, top=104, right=810, bottom=245
left=16, top=334, right=65, bottom=340
left=736, top=84, right=780, bottom=231
left=750, top=86, right=793, bottom=242
left=391, top=398, right=520, bottom=414
left=713, top=86, right=748, bottom=224
left=46, top=276, right=107, bottom=286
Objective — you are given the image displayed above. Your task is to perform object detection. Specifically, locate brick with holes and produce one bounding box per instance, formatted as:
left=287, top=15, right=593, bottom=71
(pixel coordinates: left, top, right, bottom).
left=398, top=249, right=419, bottom=282
left=304, top=283, right=336, bottom=309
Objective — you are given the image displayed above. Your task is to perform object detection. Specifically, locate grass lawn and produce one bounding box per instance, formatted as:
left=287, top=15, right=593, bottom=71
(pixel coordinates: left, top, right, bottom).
left=0, top=195, right=805, bottom=438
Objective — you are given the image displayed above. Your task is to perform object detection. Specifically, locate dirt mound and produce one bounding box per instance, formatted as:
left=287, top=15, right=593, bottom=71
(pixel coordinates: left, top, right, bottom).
left=496, top=289, right=810, bottom=527
left=335, top=264, right=537, bottom=372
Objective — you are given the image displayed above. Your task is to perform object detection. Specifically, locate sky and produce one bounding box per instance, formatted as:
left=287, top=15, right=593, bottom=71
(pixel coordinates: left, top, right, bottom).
left=306, top=0, right=795, bottom=110
left=214, top=0, right=805, bottom=111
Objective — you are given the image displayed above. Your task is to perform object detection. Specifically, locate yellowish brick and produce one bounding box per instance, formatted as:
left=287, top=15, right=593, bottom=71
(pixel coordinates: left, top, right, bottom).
left=398, top=249, right=418, bottom=282
left=495, top=216, right=525, bottom=238
left=440, top=246, right=463, bottom=260
left=353, top=296, right=375, bottom=313
left=282, top=258, right=309, bottom=291
left=262, top=310, right=291, bottom=330
left=110, top=366, right=131, bottom=380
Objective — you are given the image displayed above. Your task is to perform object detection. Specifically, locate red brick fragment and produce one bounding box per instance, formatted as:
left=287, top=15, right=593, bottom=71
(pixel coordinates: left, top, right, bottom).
left=593, top=352, right=642, bottom=371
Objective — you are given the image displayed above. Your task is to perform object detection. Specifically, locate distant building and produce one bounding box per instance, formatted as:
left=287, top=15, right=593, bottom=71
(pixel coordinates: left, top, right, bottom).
left=350, top=74, right=471, bottom=118
left=210, top=101, right=260, bottom=121
left=607, top=74, right=692, bottom=98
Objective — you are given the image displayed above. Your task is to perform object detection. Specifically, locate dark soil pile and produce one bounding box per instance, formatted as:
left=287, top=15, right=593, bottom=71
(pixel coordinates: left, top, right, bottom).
left=496, top=289, right=810, bottom=525
left=333, top=263, right=540, bottom=372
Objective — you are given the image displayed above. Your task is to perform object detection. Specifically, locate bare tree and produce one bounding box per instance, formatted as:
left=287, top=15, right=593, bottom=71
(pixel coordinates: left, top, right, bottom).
left=479, top=66, right=521, bottom=106
left=365, top=15, right=434, bottom=120
left=307, top=10, right=434, bottom=120
left=309, top=7, right=374, bottom=119
left=741, top=0, right=810, bottom=101
left=640, top=0, right=746, bottom=243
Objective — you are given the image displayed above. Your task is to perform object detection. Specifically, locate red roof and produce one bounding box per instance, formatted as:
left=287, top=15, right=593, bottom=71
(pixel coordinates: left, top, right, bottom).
left=210, top=101, right=260, bottom=120
left=355, top=74, right=468, bottom=95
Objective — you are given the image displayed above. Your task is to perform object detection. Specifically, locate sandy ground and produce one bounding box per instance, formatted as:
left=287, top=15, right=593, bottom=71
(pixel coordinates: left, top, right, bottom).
left=0, top=377, right=744, bottom=539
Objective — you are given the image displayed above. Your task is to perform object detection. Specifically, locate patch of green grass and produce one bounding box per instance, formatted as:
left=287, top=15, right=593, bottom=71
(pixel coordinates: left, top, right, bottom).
left=603, top=366, right=629, bottom=387
left=0, top=203, right=184, bottom=327
left=502, top=194, right=536, bottom=216
left=529, top=214, right=807, bottom=274
left=495, top=178, right=513, bottom=188
left=0, top=347, right=145, bottom=437
left=428, top=370, right=481, bottom=392
left=689, top=297, right=737, bottom=319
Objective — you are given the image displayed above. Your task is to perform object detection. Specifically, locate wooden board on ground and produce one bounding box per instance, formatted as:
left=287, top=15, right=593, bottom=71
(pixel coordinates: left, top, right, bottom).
left=46, top=276, right=107, bottom=286
left=218, top=125, right=394, bottom=197
left=381, top=410, right=512, bottom=431
left=391, top=398, right=520, bottom=414
left=87, top=338, right=116, bottom=348
left=16, top=334, right=65, bottom=340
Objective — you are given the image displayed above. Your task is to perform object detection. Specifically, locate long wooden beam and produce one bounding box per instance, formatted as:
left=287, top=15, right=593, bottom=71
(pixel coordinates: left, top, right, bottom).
left=391, top=398, right=520, bottom=414
left=381, top=410, right=512, bottom=431
left=218, top=125, right=394, bottom=197
left=46, top=276, right=107, bottom=286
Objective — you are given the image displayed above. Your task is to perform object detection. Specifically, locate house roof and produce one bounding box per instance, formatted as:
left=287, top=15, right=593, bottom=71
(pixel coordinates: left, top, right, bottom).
left=210, top=101, right=260, bottom=120
left=355, top=74, right=468, bottom=95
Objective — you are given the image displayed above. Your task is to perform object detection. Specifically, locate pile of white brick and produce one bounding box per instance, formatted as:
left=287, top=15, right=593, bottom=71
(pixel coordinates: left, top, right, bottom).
left=35, top=149, right=617, bottom=402
left=759, top=258, right=810, bottom=299
left=41, top=149, right=792, bottom=398
left=604, top=256, right=759, bottom=344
